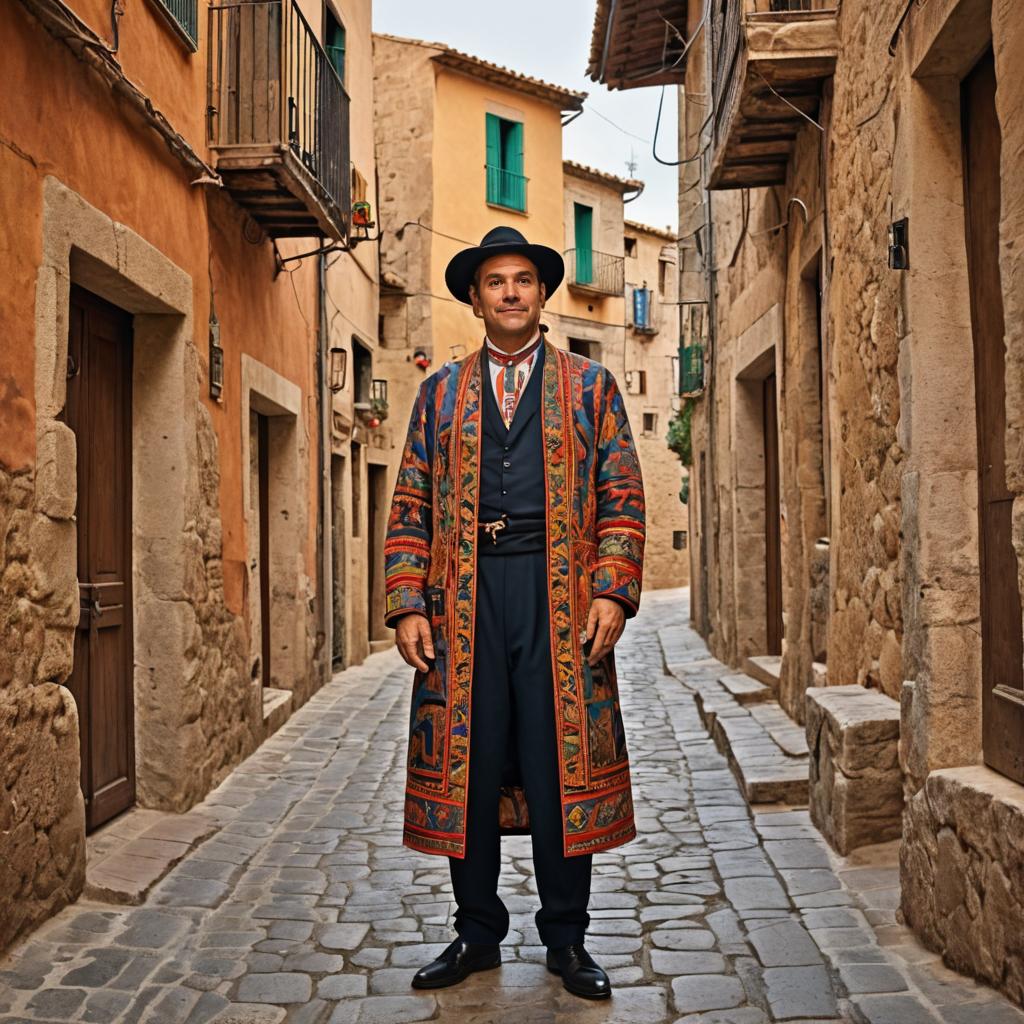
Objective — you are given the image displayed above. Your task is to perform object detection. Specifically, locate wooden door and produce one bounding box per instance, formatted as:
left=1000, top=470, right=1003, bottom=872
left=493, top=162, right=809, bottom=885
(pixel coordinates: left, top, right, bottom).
left=256, top=413, right=272, bottom=688
left=699, top=451, right=710, bottom=633
left=65, top=286, right=136, bottom=832
left=763, top=372, right=783, bottom=655
left=963, top=49, right=1024, bottom=784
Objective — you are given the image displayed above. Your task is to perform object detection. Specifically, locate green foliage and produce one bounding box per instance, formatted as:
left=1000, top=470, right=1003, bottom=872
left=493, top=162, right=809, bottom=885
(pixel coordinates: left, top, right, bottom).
left=665, top=399, right=693, bottom=466
left=679, top=476, right=690, bottom=505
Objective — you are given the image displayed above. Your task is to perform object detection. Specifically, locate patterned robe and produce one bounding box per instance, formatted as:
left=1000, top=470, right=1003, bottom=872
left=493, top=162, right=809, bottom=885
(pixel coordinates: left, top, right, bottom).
left=384, top=340, right=646, bottom=858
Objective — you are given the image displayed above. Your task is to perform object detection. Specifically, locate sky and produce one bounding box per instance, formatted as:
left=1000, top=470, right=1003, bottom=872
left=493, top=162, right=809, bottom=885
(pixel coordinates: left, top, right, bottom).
left=371, top=0, right=680, bottom=233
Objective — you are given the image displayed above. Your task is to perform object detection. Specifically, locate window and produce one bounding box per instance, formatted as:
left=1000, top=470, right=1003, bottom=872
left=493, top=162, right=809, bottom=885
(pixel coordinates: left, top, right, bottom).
left=353, top=337, right=372, bottom=404
left=624, top=370, right=647, bottom=395
left=574, top=203, right=594, bottom=285
left=624, top=236, right=638, bottom=258
left=632, top=286, right=652, bottom=329
left=486, top=114, right=526, bottom=212
left=325, top=8, right=346, bottom=83
left=642, top=412, right=657, bottom=435
left=658, top=258, right=670, bottom=295
left=150, top=0, right=198, bottom=50
left=569, top=338, right=600, bottom=361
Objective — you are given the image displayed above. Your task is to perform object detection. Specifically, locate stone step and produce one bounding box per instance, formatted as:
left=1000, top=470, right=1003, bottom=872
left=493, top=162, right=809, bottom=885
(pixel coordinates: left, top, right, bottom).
left=262, top=686, right=294, bottom=738
left=84, top=808, right=218, bottom=905
left=718, top=672, right=773, bottom=705
left=712, top=713, right=809, bottom=804
left=743, top=654, right=783, bottom=693
left=749, top=703, right=810, bottom=757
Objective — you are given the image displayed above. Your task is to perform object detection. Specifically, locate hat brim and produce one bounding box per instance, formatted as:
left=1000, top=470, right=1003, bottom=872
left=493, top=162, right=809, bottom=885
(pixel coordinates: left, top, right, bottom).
left=445, top=242, right=564, bottom=305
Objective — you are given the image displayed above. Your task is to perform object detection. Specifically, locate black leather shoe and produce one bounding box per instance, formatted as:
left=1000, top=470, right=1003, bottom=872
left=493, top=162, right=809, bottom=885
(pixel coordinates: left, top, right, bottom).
left=410, top=936, right=501, bottom=989
left=546, top=943, right=611, bottom=1000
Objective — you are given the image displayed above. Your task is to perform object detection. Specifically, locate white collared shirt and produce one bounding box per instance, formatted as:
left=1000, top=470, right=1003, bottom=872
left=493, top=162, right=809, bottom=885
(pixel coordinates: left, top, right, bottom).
left=484, top=331, right=541, bottom=410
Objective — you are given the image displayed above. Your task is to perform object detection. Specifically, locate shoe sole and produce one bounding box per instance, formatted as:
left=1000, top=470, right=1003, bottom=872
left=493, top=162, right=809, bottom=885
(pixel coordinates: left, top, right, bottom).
left=546, top=963, right=612, bottom=1000
left=410, top=957, right=501, bottom=990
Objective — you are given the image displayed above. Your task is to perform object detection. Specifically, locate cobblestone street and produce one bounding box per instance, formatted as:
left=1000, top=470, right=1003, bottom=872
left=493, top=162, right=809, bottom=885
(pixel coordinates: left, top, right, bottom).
left=2, top=588, right=1023, bottom=1024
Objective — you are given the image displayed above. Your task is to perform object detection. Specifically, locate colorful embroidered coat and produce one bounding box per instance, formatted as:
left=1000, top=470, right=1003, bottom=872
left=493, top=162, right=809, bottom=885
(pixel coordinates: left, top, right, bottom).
left=384, top=340, right=646, bottom=858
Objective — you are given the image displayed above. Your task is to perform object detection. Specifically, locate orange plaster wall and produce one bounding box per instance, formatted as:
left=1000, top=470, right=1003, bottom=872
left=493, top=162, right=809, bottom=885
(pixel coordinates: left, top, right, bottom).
left=2, top=0, right=323, bottom=615
left=429, top=66, right=571, bottom=355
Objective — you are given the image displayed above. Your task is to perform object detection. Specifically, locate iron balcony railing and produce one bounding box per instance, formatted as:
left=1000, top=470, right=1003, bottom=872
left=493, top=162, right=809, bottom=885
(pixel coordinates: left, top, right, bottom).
left=565, top=249, right=625, bottom=297
left=207, top=0, right=350, bottom=231
left=486, top=165, right=528, bottom=212
left=679, top=343, right=705, bottom=395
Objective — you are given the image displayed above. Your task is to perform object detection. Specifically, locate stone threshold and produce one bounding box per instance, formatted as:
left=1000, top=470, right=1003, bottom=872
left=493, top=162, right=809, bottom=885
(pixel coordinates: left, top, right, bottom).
left=659, top=629, right=810, bottom=804
left=84, top=806, right=219, bottom=905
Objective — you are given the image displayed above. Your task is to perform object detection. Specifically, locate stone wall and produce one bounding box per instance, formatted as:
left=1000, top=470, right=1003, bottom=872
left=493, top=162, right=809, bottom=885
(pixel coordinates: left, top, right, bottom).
left=0, top=465, right=86, bottom=952
left=825, top=0, right=905, bottom=704
left=902, top=766, right=1024, bottom=1005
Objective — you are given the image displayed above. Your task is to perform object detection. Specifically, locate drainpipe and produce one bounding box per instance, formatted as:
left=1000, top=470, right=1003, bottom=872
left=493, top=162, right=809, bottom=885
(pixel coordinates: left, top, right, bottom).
left=317, top=250, right=330, bottom=685
left=702, top=2, right=718, bottom=644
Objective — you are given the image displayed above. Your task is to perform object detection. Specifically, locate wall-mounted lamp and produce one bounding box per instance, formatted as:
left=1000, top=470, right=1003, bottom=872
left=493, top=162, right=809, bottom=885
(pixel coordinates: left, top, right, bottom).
left=209, top=314, right=224, bottom=401
left=371, top=378, right=388, bottom=404
left=329, top=346, right=348, bottom=393
left=672, top=530, right=688, bottom=550
left=413, top=348, right=431, bottom=370
left=888, top=217, right=909, bottom=270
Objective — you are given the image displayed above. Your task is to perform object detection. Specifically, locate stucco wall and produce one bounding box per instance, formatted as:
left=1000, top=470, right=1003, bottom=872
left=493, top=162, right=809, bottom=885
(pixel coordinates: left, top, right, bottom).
left=1, top=0, right=341, bottom=952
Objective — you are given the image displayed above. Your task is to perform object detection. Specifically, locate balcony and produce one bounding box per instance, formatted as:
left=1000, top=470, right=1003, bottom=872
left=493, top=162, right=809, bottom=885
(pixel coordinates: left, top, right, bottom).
left=565, top=249, right=624, bottom=298
left=679, top=344, right=705, bottom=395
left=486, top=166, right=528, bottom=213
left=207, top=0, right=350, bottom=239
left=708, top=0, right=838, bottom=190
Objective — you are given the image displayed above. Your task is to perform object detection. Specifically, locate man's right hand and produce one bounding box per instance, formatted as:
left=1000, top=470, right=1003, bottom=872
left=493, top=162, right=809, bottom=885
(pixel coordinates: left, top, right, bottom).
left=395, top=613, right=435, bottom=672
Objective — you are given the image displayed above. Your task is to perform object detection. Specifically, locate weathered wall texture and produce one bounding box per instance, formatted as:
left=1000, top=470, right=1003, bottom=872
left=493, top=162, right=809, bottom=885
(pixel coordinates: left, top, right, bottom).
left=902, top=766, right=1024, bottom=1005
left=0, top=466, right=87, bottom=950
left=0, top=0, right=378, bottom=953
left=678, top=0, right=1024, bottom=1004
left=624, top=222, right=689, bottom=592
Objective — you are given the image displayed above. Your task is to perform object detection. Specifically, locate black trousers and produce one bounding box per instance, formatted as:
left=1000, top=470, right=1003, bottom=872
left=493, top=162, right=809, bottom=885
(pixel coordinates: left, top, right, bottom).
left=448, top=549, right=593, bottom=949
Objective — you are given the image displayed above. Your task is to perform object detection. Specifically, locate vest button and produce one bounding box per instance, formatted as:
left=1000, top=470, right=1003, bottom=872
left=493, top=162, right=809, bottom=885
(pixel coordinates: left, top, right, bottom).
left=503, top=460, right=510, bottom=468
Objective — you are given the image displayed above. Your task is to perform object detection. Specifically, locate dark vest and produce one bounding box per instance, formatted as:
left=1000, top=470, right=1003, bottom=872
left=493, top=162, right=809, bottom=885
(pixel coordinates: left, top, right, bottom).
left=478, top=342, right=546, bottom=556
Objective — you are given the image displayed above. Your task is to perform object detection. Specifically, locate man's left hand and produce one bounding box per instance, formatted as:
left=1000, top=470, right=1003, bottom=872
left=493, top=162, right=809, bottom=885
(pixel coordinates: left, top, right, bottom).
left=585, top=598, right=626, bottom=666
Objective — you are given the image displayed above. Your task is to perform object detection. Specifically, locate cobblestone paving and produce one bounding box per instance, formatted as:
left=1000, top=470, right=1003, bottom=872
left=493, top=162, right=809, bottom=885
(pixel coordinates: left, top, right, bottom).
left=3, top=589, right=1024, bottom=1023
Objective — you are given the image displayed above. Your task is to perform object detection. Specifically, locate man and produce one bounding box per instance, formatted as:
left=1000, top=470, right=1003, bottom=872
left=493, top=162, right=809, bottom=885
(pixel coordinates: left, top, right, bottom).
left=384, top=226, right=645, bottom=1001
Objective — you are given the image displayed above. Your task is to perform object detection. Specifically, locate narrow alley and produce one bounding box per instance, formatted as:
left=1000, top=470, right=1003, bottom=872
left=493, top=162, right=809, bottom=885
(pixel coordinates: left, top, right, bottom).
left=1, top=589, right=1020, bottom=1024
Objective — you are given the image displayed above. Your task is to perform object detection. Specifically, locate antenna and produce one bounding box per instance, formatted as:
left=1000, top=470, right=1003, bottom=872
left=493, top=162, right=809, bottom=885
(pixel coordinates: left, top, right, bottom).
left=626, top=147, right=638, bottom=178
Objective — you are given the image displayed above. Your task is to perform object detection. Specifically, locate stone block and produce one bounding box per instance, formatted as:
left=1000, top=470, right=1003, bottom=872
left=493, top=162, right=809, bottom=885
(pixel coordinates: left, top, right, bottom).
left=34, top=422, right=77, bottom=520
left=901, top=765, right=1024, bottom=1008
left=806, top=685, right=903, bottom=854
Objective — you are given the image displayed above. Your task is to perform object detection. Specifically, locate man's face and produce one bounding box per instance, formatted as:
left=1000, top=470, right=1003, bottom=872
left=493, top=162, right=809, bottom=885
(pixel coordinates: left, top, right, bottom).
left=468, top=253, right=546, bottom=344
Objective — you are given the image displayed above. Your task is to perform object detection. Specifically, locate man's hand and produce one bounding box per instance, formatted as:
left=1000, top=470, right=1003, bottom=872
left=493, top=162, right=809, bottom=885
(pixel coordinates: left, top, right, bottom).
left=396, top=613, right=435, bottom=672
left=585, top=598, right=626, bottom=666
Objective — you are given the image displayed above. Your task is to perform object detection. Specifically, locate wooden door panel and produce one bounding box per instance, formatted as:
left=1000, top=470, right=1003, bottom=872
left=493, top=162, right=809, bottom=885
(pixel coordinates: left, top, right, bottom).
left=763, top=372, right=783, bottom=655
left=963, top=50, right=1024, bottom=784
left=66, top=285, right=136, bottom=831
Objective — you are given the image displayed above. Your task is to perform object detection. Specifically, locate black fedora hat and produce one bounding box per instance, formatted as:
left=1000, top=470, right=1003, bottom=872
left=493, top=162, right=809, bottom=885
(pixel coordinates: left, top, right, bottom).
left=445, top=226, right=564, bottom=305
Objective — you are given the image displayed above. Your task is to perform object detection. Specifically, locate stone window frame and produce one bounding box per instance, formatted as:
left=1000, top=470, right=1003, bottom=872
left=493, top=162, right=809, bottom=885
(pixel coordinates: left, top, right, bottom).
left=240, top=354, right=306, bottom=708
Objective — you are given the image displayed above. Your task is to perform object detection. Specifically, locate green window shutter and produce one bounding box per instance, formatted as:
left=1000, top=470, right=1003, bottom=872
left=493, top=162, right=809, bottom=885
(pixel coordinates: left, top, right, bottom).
left=575, top=204, right=593, bottom=284
left=326, top=18, right=346, bottom=81
left=486, top=113, right=501, bottom=204
left=502, top=121, right=524, bottom=210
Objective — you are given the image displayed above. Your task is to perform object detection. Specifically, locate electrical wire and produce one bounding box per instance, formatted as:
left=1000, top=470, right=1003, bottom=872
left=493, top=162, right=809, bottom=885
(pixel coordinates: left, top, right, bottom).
left=751, top=68, right=824, bottom=133
left=654, top=85, right=714, bottom=167
left=586, top=106, right=652, bottom=144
